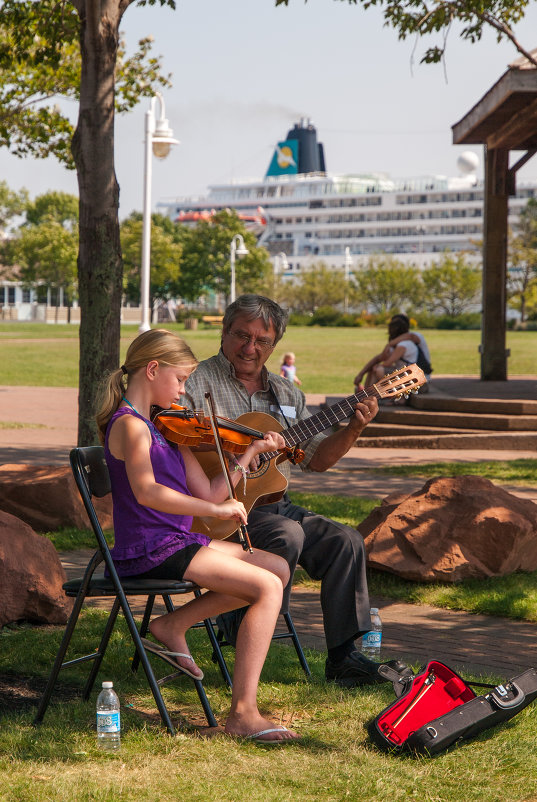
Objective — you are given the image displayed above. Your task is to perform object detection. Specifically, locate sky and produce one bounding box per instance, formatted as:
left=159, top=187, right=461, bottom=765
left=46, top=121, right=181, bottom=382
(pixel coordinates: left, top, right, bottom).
left=1, top=0, right=537, bottom=219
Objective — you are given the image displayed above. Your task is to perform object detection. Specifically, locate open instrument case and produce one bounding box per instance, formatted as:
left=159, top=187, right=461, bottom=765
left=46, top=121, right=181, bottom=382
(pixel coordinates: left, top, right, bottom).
left=368, top=660, right=537, bottom=756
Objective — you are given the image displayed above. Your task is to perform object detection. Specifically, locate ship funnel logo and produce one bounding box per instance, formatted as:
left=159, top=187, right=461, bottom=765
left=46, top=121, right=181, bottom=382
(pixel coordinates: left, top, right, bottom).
left=276, top=145, right=296, bottom=169
left=266, top=139, right=299, bottom=177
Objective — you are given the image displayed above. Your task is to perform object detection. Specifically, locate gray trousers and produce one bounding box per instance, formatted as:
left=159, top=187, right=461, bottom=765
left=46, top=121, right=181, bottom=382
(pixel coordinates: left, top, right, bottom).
left=245, top=495, right=372, bottom=650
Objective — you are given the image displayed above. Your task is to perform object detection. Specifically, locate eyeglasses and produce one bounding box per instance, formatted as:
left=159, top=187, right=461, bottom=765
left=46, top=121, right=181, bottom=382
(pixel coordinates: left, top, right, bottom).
left=227, top=329, right=275, bottom=351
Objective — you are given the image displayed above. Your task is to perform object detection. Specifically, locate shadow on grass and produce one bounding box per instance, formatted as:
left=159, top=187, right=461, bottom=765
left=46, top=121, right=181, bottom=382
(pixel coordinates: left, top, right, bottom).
left=0, top=672, right=82, bottom=715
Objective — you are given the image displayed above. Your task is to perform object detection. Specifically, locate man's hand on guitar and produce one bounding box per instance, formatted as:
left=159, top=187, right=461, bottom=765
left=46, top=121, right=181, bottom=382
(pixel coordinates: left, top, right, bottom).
left=349, top=398, right=378, bottom=432
left=246, top=430, right=286, bottom=471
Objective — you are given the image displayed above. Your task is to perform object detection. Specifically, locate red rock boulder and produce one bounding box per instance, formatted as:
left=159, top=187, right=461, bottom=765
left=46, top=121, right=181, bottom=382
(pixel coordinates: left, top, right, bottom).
left=0, top=510, right=73, bottom=626
left=0, top=463, right=112, bottom=532
left=360, top=475, right=537, bottom=582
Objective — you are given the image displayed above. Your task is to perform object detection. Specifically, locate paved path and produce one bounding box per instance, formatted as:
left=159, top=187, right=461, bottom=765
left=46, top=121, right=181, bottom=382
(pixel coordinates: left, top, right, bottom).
left=60, top=549, right=537, bottom=679
left=3, top=383, right=537, bottom=680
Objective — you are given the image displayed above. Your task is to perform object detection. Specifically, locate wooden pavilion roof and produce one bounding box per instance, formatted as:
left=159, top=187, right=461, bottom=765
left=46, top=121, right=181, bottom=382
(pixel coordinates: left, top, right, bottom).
left=452, top=49, right=537, bottom=151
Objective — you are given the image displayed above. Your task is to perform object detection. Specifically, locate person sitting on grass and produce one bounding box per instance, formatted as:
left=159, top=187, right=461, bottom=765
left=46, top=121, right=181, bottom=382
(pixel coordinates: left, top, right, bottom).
left=353, top=314, right=430, bottom=392
left=95, top=328, right=299, bottom=744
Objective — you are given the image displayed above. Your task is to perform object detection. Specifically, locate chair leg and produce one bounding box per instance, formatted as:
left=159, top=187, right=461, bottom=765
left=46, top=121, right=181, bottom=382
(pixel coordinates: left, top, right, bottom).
left=191, top=590, right=232, bottom=688
left=282, top=612, right=311, bottom=678
left=139, top=596, right=157, bottom=637
left=163, top=595, right=175, bottom=614
left=130, top=596, right=157, bottom=674
left=192, top=679, right=218, bottom=728
left=33, top=588, right=86, bottom=725
left=127, top=592, right=219, bottom=728
left=204, top=618, right=233, bottom=688
left=82, top=598, right=122, bottom=700
left=123, top=608, right=178, bottom=736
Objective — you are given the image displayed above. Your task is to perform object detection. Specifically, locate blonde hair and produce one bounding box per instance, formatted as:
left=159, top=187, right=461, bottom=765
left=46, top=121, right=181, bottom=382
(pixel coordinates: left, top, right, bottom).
left=95, top=329, right=198, bottom=444
left=282, top=352, right=295, bottom=363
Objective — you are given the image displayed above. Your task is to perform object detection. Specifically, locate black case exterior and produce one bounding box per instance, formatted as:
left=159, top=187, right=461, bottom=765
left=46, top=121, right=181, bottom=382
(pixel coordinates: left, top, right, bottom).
left=407, top=668, right=537, bottom=755
left=369, top=664, right=537, bottom=757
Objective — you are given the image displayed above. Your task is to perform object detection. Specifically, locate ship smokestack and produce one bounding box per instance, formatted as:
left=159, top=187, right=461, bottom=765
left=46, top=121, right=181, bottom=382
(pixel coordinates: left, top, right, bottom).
left=265, top=119, right=326, bottom=178
left=286, top=120, right=326, bottom=174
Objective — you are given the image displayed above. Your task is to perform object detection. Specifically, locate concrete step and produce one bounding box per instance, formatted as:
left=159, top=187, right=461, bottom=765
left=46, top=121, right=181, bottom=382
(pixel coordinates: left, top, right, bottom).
left=410, top=395, right=537, bottom=415
left=362, top=423, right=487, bottom=438
left=325, top=394, right=537, bottom=417
left=353, top=431, right=537, bottom=450
left=323, top=390, right=537, bottom=449
left=375, top=408, right=537, bottom=432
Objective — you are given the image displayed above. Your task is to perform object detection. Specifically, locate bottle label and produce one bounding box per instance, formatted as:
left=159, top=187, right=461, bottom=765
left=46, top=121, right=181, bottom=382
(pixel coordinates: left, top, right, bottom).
left=363, top=631, right=382, bottom=648
left=97, top=711, right=120, bottom=733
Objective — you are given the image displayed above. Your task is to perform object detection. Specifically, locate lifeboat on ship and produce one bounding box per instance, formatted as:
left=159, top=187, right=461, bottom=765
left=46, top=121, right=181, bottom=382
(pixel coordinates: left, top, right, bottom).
left=175, top=206, right=267, bottom=236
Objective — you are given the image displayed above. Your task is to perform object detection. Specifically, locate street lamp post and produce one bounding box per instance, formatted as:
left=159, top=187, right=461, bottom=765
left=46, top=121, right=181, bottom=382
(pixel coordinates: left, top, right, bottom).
left=415, top=226, right=426, bottom=263
left=139, top=92, right=179, bottom=333
left=344, top=246, right=353, bottom=314
left=273, top=251, right=288, bottom=294
left=229, top=234, right=249, bottom=304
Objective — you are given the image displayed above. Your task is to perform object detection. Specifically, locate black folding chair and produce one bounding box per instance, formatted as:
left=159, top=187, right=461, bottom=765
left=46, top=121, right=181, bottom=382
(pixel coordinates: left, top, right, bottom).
left=34, top=446, right=231, bottom=736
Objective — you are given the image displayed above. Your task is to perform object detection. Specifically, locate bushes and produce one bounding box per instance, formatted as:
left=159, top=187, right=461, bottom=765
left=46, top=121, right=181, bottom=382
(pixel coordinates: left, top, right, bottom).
left=288, top=309, right=364, bottom=326
left=288, top=311, right=313, bottom=326
left=309, top=306, right=344, bottom=326
left=286, top=309, right=482, bottom=329
left=435, top=313, right=481, bottom=330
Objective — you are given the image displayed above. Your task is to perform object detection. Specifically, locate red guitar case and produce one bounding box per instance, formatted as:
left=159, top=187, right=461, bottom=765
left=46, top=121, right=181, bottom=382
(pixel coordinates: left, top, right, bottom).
left=369, top=660, right=537, bottom=756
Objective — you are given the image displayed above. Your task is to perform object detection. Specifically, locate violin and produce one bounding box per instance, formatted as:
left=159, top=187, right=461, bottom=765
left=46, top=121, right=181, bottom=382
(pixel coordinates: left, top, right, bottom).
left=152, top=404, right=305, bottom=463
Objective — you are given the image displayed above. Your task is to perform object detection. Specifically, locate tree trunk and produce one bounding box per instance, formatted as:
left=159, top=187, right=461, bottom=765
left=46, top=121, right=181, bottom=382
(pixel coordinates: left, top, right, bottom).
left=72, top=1, right=126, bottom=445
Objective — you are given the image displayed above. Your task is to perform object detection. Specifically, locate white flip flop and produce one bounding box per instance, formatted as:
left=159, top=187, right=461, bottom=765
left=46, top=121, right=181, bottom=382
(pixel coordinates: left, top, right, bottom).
left=140, top=637, right=204, bottom=680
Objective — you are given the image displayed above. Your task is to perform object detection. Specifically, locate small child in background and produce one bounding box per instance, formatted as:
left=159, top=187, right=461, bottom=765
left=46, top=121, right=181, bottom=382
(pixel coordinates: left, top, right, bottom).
left=280, top=352, right=302, bottom=386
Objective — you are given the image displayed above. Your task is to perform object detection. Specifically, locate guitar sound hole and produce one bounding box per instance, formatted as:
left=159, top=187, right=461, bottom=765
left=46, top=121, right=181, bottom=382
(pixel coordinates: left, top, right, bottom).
left=248, top=461, right=270, bottom=479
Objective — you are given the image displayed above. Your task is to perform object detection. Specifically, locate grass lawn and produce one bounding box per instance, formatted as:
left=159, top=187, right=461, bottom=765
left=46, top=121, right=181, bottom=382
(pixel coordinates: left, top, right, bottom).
left=2, top=613, right=537, bottom=802
left=1, top=323, right=536, bottom=391
left=375, top=459, right=537, bottom=486
left=2, top=324, right=537, bottom=799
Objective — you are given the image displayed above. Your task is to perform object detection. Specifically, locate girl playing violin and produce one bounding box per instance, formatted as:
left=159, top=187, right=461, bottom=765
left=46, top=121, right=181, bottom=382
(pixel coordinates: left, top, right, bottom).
left=96, top=329, right=299, bottom=743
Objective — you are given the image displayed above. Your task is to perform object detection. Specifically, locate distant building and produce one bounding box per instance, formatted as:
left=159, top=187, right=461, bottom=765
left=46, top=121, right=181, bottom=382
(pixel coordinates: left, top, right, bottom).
left=158, top=119, right=537, bottom=276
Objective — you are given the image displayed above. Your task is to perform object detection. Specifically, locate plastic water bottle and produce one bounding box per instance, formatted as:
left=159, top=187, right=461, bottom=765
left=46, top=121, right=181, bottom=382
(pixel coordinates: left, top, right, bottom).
left=361, top=607, right=382, bottom=659
left=96, top=681, right=121, bottom=751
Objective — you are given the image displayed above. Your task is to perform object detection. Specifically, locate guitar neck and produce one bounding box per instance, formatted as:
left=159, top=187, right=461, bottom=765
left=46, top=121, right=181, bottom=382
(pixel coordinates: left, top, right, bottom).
left=282, top=386, right=378, bottom=447
left=255, top=364, right=424, bottom=464
left=260, top=386, right=380, bottom=462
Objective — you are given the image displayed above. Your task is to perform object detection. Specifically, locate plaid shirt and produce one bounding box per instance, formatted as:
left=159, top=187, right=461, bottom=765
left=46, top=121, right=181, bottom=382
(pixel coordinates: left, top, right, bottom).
left=181, top=349, right=328, bottom=479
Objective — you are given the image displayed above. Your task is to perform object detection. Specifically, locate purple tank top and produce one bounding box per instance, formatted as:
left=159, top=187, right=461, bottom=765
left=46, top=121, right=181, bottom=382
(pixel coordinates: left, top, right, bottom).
left=104, top=406, right=210, bottom=576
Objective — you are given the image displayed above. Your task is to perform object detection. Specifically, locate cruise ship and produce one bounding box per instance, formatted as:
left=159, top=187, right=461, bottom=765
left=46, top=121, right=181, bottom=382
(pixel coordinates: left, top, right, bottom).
left=158, top=119, right=537, bottom=277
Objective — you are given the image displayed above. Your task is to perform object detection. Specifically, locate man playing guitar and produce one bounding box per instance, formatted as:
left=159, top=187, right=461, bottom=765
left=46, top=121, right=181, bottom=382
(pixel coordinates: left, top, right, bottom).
left=181, top=294, right=411, bottom=687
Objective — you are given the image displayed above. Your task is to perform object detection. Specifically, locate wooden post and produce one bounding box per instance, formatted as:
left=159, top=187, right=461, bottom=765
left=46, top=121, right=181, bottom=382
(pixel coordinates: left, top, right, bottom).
left=481, top=146, right=509, bottom=380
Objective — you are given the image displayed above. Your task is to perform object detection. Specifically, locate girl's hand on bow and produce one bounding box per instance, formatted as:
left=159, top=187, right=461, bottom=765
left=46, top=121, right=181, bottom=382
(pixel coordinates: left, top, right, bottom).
left=214, top=498, right=248, bottom=523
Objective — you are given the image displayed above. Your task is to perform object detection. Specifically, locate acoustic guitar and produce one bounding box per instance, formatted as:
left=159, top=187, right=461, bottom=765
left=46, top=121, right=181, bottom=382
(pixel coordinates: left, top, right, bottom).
left=191, top=363, right=426, bottom=540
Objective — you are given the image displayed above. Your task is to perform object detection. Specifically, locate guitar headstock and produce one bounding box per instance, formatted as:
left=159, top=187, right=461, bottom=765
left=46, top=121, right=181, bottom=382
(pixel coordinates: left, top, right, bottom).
left=374, top=364, right=427, bottom=401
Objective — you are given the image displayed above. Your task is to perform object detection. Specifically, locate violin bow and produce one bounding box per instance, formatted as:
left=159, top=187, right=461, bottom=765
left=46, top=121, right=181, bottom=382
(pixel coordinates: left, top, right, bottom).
left=204, top=391, right=253, bottom=553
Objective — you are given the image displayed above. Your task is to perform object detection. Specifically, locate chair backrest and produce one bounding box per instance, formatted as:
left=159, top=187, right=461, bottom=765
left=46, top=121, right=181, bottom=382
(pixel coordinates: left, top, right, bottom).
left=71, top=446, right=111, bottom=499
left=70, top=446, right=112, bottom=558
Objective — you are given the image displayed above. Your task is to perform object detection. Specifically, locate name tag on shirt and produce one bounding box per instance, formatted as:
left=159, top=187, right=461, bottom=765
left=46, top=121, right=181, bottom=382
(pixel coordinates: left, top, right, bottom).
left=270, top=404, right=296, bottom=419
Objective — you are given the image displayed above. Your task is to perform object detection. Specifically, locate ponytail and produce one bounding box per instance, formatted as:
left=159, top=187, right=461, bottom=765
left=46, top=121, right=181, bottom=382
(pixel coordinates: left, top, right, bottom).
left=95, top=367, right=127, bottom=445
